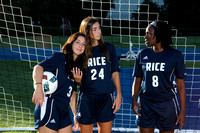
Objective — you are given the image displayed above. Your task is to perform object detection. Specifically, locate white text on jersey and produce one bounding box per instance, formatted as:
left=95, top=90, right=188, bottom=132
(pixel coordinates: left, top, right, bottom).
left=88, top=57, right=106, bottom=67
left=146, top=62, right=165, bottom=71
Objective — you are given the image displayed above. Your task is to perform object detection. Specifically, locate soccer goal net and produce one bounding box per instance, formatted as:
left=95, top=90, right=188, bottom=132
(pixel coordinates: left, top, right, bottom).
left=0, top=0, right=200, bottom=132
left=81, top=0, right=200, bottom=132
left=0, top=0, right=61, bottom=131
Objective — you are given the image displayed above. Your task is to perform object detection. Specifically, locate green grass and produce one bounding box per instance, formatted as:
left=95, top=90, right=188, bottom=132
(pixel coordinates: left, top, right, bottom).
left=0, top=60, right=35, bottom=129
left=0, top=35, right=199, bottom=131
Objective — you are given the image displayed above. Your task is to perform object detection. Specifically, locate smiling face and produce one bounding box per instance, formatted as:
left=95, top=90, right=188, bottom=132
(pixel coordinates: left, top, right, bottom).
left=144, top=25, right=158, bottom=47
left=72, top=36, right=86, bottom=60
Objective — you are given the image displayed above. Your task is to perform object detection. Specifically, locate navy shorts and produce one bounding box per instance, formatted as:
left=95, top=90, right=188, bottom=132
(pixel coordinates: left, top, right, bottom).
left=137, top=97, right=179, bottom=131
left=34, top=96, right=72, bottom=131
left=76, top=92, right=115, bottom=125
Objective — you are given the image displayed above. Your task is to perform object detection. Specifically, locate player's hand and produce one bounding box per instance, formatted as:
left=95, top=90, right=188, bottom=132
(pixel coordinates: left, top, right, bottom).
left=72, top=116, right=79, bottom=132
left=71, top=67, right=83, bottom=84
left=132, top=100, right=141, bottom=116
left=176, top=112, right=185, bottom=130
left=112, top=95, right=121, bottom=113
left=32, top=84, right=44, bottom=107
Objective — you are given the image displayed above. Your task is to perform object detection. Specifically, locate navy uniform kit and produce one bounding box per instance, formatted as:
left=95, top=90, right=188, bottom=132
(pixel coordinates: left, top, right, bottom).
left=77, top=42, right=120, bottom=124
left=34, top=52, right=76, bottom=131
left=134, top=47, right=185, bottom=131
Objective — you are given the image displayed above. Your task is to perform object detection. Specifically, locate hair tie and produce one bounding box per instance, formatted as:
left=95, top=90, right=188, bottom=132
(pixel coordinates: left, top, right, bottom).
left=150, top=21, right=156, bottom=27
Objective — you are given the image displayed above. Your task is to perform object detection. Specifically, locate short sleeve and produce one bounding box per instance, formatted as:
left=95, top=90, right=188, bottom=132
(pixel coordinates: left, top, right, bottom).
left=133, top=51, right=143, bottom=78
left=106, top=42, right=120, bottom=73
left=174, top=53, right=186, bottom=79
left=39, top=52, right=65, bottom=72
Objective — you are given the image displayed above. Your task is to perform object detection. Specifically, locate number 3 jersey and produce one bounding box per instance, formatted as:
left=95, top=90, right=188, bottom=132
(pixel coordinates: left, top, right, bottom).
left=39, top=52, right=76, bottom=106
left=80, top=42, right=120, bottom=94
left=133, top=47, right=186, bottom=102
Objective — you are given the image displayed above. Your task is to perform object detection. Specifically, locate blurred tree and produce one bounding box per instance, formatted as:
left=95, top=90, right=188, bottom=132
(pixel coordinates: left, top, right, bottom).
left=162, top=0, right=200, bottom=35
left=131, top=0, right=161, bottom=20
left=130, top=0, right=199, bottom=35
left=131, top=0, right=161, bottom=28
left=19, top=0, right=114, bottom=29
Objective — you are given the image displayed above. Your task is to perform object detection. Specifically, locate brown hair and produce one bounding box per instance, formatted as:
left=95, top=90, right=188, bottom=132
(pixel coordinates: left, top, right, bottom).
left=61, top=32, right=88, bottom=79
left=79, top=16, right=110, bottom=60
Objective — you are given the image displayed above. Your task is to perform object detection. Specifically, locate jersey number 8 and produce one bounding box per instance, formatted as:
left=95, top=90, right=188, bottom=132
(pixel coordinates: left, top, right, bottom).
left=152, top=75, right=159, bottom=87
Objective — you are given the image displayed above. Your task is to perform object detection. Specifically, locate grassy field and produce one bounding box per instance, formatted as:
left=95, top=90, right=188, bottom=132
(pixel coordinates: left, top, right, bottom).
left=0, top=60, right=35, bottom=130
left=0, top=35, right=199, bottom=132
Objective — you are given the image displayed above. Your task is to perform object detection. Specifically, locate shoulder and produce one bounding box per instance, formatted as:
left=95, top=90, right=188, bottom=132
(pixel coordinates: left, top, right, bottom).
left=51, top=52, right=65, bottom=60
left=169, top=48, right=182, bottom=54
left=53, top=52, right=65, bottom=57
left=104, top=42, right=115, bottom=49
left=135, top=48, right=152, bottom=60
left=138, top=47, right=151, bottom=54
left=38, top=52, right=65, bottom=69
left=141, top=47, right=151, bottom=52
left=168, top=48, right=183, bottom=57
left=104, top=42, right=116, bottom=52
left=54, top=51, right=65, bottom=56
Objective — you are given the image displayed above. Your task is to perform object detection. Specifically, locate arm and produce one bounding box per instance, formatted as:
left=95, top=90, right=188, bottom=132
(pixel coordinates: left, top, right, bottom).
left=70, top=91, right=79, bottom=131
left=32, top=65, right=45, bottom=107
left=175, top=78, right=186, bottom=130
left=70, top=67, right=82, bottom=131
left=132, top=77, right=142, bottom=116
left=112, top=71, right=122, bottom=113
left=70, top=91, right=77, bottom=118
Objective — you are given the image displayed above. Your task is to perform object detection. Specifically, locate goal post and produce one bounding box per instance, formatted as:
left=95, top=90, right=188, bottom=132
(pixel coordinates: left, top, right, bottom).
left=0, top=0, right=61, bottom=131
left=0, top=0, right=200, bottom=132
left=81, top=0, right=200, bottom=132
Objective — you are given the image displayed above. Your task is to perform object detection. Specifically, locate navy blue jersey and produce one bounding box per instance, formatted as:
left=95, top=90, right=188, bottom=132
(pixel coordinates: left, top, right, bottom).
left=39, top=52, right=76, bottom=106
left=80, top=42, right=120, bottom=94
left=133, top=47, right=185, bottom=102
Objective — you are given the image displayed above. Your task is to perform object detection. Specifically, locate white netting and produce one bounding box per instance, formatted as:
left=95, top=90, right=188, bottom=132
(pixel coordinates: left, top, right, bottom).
left=0, top=0, right=200, bottom=132
left=81, top=0, right=200, bottom=132
left=0, top=0, right=61, bottom=68
left=0, top=0, right=61, bottom=131
left=0, top=87, right=35, bottom=130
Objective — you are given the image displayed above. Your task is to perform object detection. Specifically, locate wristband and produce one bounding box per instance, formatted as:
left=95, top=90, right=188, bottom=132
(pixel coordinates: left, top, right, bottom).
left=35, top=82, right=42, bottom=85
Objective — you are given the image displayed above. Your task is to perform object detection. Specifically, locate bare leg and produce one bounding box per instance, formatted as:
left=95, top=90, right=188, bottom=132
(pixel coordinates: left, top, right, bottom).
left=58, top=124, right=72, bottom=133
left=97, top=120, right=112, bottom=133
left=79, top=124, right=93, bottom=133
left=139, top=126, right=155, bottom=133
left=38, top=126, right=57, bottom=133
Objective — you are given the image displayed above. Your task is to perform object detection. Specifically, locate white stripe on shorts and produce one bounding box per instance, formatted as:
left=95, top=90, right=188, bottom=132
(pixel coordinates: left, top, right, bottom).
left=44, top=98, right=54, bottom=126
left=77, top=92, right=83, bottom=109
left=172, top=98, right=178, bottom=118
left=40, top=97, right=48, bottom=120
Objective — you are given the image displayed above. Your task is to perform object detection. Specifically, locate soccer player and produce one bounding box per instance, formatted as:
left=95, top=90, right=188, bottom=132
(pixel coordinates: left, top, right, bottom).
left=77, top=16, right=122, bottom=133
left=32, top=32, right=88, bottom=133
left=132, top=20, right=186, bottom=133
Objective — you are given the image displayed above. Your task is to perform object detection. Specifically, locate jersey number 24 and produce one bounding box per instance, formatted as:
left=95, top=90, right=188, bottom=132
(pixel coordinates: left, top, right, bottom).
left=91, top=68, right=104, bottom=80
